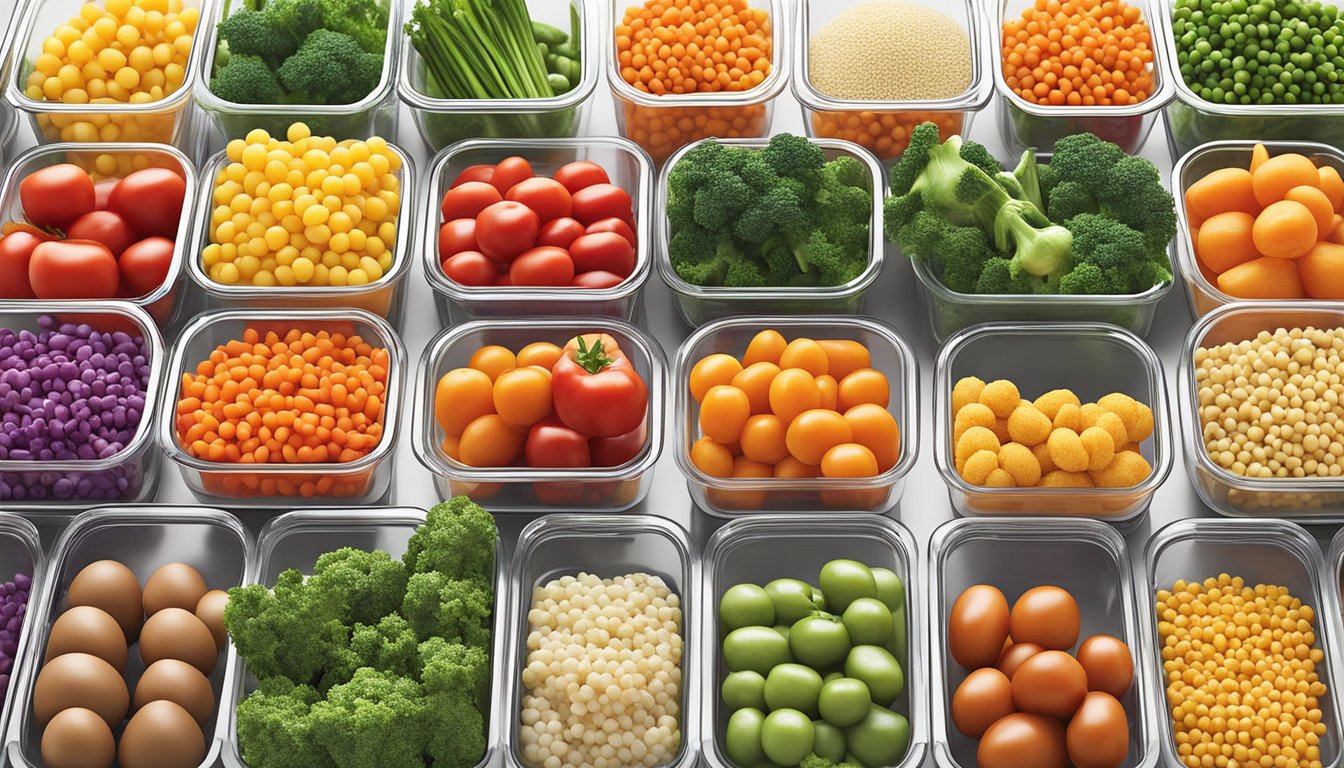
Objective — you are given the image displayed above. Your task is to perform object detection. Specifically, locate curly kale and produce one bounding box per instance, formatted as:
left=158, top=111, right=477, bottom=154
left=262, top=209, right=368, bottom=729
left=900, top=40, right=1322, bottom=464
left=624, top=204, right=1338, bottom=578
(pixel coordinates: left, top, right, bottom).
left=401, top=573, right=493, bottom=647
left=234, top=678, right=325, bottom=768
left=224, top=570, right=353, bottom=689
left=310, top=668, right=428, bottom=768
left=349, top=614, right=420, bottom=678
left=421, top=638, right=491, bottom=768
left=309, top=546, right=407, bottom=626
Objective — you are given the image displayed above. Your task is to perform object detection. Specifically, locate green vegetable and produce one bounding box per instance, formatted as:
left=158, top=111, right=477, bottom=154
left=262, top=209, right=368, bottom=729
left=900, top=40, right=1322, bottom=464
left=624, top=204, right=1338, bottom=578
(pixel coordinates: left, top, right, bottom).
left=720, top=583, right=777, bottom=631
left=275, top=30, right=384, bottom=105
left=208, top=53, right=286, bottom=104
left=802, top=749, right=862, bottom=768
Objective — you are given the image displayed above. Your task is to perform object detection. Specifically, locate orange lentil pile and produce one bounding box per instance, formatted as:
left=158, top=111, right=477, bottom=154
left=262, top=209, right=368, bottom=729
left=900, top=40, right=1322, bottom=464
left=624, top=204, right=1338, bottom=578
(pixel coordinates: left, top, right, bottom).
left=616, top=0, right=772, bottom=95
left=1001, top=0, right=1155, bottom=107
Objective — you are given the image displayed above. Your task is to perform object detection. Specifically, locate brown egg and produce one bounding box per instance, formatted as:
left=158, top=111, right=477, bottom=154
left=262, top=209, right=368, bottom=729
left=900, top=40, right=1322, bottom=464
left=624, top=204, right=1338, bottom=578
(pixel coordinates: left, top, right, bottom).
left=34, top=652, right=128, bottom=727
left=139, top=608, right=219, bottom=676
left=1066, top=691, right=1129, bottom=768
left=194, top=590, right=229, bottom=650
left=134, top=659, right=216, bottom=725
left=948, top=585, right=1011, bottom=669
left=68, top=560, right=143, bottom=640
left=996, top=642, right=1044, bottom=679
left=1009, top=586, right=1081, bottom=651
left=41, top=707, right=115, bottom=768
left=978, top=712, right=1068, bottom=768
left=45, top=606, right=128, bottom=672
left=951, top=667, right=1016, bottom=738
left=117, top=700, right=205, bottom=768
left=1076, top=635, right=1135, bottom=698
left=143, top=563, right=208, bottom=617
left=1011, top=650, right=1088, bottom=719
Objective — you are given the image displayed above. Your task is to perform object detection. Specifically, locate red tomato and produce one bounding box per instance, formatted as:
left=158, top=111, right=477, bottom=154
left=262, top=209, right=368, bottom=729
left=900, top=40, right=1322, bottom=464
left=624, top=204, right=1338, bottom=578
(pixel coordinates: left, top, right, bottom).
left=509, top=246, right=574, bottom=286
left=441, top=181, right=502, bottom=221
left=552, top=161, right=611, bottom=194
left=571, top=270, right=626, bottom=288
left=490, top=156, right=534, bottom=197
left=67, top=210, right=136, bottom=257
left=506, top=177, right=572, bottom=223
left=525, top=419, right=592, bottom=467
left=569, top=232, right=635, bottom=277
left=586, top=217, right=637, bottom=247
left=552, top=338, right=648, bottom=437
left=438, top=218, right=478, bottom=257
left=442, top=251, right=498, bottom=286
left=0, top=232, right=43, bottom=298
left=571, top=183, right=634, bottom=225
left=475, top=201, right=539, bottom=262
left=590, top=418, right=647, bottom=466
left=28, top=240, right=119, bottom=298
left=494, top=274, right=513, bottom=286
left=93, top=178, right=118, bottom=210
left=20, top=164, right=95, bottom=230
left=117, top=236, right=175, bottom=297
left=108, top=168, right=185, bottom=238
left=451, top=164, right=494, bottom=188
left=537, top=217, right=585, bottom=249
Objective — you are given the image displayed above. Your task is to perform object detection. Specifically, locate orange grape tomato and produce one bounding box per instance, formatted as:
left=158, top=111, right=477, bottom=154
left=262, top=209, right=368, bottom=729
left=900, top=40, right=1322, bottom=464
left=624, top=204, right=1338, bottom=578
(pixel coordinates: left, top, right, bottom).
left=440, top=434, right=461, bottom=461
left=816, top=375, right=838, bottom=411
left=492, top=367, right=554, bottom=429
left=690, top=353, right=745, bottom=402
left=731, top=455, right=774, bottom=479
left=690, top=436, right=734, bottom=477
left=1285, top=185, right=1336, bottom=234
left=1251, top=152, right=1321, bottom=208
left=774, top=456, right=822, bottom=479
left=1249, top=142, right=1270, bottom=174
left=769, top=368, right=823, bottom=425
left=1298, top=241, right=1344, bottom=299
left=435, top=367, right=495, bottom=436
left=1184, top=167, right=1260, bottom=227
left=844, top=403, right=901, bottom=472
left=837, top=368, right=891, bottom=411
left=732, top=362, right=780, bottom=414
left=1216, top=256, right=1306, bottom=299
left=457, top=414, right=525, bottom=467
left=821, top=443, right=880, bottom=478
left=778, top=337, right=829, bottom=377
left=515, top=341, right=563, bottom=370
left=700, top=385, right=752, bottom=444
left=742, top=329, right=787, bottom=366
left=468, top=345, right=517, bottom=381
left=785, top=409, right=854, bottom=466
left=817, top=339, right=871, bottom=382
left=739, top=414, right=790, bottom=465
left=1319, top=165, right=1344, bottom=212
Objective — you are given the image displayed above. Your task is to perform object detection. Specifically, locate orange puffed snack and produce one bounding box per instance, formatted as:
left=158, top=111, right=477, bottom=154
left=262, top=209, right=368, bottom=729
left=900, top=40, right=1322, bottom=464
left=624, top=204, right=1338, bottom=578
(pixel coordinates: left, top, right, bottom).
left=810, top=110, right=964, bottom=162
left=1001, top=0, right=1155, bottom=107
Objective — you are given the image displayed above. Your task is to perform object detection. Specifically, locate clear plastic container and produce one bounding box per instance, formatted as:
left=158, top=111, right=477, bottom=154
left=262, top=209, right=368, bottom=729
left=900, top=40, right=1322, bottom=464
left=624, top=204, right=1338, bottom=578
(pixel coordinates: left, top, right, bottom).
left=222, top=507, right=508, bottom=768
left=159, top=308, right=405, bottom=505
left=192, top=0, right=401, bottom=141
left=929, top=517, right=1155, bottom=768
left=1178, top=301, right=1344, bottom=520
left=673, top=315, right=918, bottom=517
left=0, top=142, right=198, bottom=328
left=792, top=0, right=993, bottom=162
left=413, top=317, right=664, bottom=513
left=0, top=302, right=166, bottom=512
left=991, top=0, right=1173, bottom=155
left=185, top=143, right=415, bottom=320
left=504, top=514, right=695, bottom=768
left=1141, top=518, right=1344, bottom=768
left=7, top=505, right=253, bottom=768
left=701, top=513, right=926, bottom=768
left=423, top=137, right=653, bottom=325
left=5, top=0, right=210, bottom=152
left=0, top=514, right=44, bottom=759
left=656, top=137, right=885, bottom=327
left=1171, top=140, right=1344, bottom=318
left=397, top=0, right=597, bottom=152
left=606, top=0, right=789, bottom=164
left=933, top=321, right=1172, bottom=520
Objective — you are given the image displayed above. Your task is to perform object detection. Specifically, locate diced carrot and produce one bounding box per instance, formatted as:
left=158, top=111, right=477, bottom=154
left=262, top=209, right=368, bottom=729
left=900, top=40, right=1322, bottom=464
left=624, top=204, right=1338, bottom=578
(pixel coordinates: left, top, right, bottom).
left=1297, top=241, right=1344, bottom=299
left=1217, top=256, right=1306, bottom=299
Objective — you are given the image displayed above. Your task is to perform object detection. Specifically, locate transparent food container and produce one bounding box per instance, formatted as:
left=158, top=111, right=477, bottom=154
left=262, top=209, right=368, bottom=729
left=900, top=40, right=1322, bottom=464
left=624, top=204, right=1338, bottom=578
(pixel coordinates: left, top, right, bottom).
left=185, top=143, right=415, bottom=321
left=0, top=514, right=44, bottom=759
left=0, top=142, right=198, bottom=328
left=1142, top=518, right=1344, bottom=768
left=504, top=514, right=695, bottom=768
left=702, top=514, right=926, bottom=768
left=792, top=0, right=993, bottom=162
left=657, top=137, right=884, bottom=327
left=5, top=0, right=210, bottom=154
left=1171, top=140, right=1344, bottom=319
left=673, top=315, right=918, bottom=517
left=0, top=302, right=165, bottom=512
left=413, top=317, right=664, bottom=513
left=397, top=0, right=597, bottom=152
left=933, top=322, right=1172, bottom=521
left=423, top=138, right=653, bottom=325
left=222, top=507, right=508, bottom=768
left=160, top=308, right=405, bottom=505
left=7, top=505, right=252, bottom=768
left=1179, top=301, right=1344, bottom=520
left=992, top=0, right=1173, bottom=155
left=606, top=0, right=788, bottom=164
left=929, top=517, right=1155, bottom=768
left=193, top=0, right=400, bottom=141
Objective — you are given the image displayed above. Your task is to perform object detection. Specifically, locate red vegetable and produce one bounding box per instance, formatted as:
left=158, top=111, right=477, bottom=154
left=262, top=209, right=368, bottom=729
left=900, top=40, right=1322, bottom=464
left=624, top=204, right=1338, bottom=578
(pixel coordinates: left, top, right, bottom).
left=21, top=164, right=95, bottom=230
left=490, top=157, right=534, bottom=197
left=586, top=217, right=637, bottom=247
left=552, top=161, right=611, bottom=194
left=93, top=178, right=118, bottom=210
left=438, top=218, right=478, bottom=257
left=569, top=232, right=635, bottom=277
left=442, top=251, right=498, bottom=286
left=537, top=217, right=586, bottom=249
left=67, top=210, right=136, bottom=258
left=475, top=201, right=539, bottom=262
left=509, top=246, right=575, bottom=286
left=107, top=167, right=185, bottom=238
left=28, top=239, right=119, bottom=299
left=117, top=236, right=175, bottom=297
left=451, top=164, right=494, bottom=188
left=525, top=419, right=592, bottom=467
left=590, top=418, right=648, bottom=466
left=506, top=177, right=572, bottom=223
left=441, top=181, right=502, bottom=221
left=0, top=232, right=43, bottom=298
left=571, top=183, right=634, bottom=226
left=551, top=334, right=648, bottom=437
left=571, top=271, right=626, bottom=289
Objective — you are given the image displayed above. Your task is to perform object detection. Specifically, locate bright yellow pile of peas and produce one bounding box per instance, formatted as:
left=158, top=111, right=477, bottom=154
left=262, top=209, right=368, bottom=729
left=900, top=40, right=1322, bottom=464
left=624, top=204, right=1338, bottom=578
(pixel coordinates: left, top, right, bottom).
left=1156, top=573, right=1327, bottom=768
left=201, top=123, right=401, bottom=288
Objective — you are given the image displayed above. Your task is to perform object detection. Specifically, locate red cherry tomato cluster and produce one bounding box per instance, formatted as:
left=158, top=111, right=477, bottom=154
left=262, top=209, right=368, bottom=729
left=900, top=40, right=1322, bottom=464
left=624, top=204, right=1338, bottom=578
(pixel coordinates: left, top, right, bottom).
left=0, top=164, right=185, bottom=300
left=438, top=157, right=638, bottom=290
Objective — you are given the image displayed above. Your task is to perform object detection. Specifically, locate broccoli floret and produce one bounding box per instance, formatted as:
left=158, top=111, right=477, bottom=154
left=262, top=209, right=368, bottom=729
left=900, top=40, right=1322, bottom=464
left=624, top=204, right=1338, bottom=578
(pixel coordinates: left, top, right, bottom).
left=760, top=132, right=826, bottom=191
left=1056, top=262, right=1117, bottom=295
left=670, top=229, right=734, bottom=285
left=800, top=754, right=864, bottom=768
left=1064, top=212, right=1173, bottom=294
left=403, top=496, right=497, bottom=581
left=1044, top=132, right=1177, bottom=257
left=349, top=613, right=420, bottom=678
left=224, top=571, right=353, bottom=688
left=310, top=668, right=428, bottom=768
left=209, top=54, right=286, bottom=104
left=420, top=638, right=490, bottom=768
left=316, top=0, right=390, bottom=54
left=975, top=257, right=1045, bottom=294
left=276, top=29, right=384, bottom=105
left=401, top=573, right=493, bottom=647
left=216, top=9, right=294, bottom=68
left=1011, top=148, right=1044, bottom=210
left=310, top=546, right=407, bottom=626
left=734, top=183, right=806, bottom=243
left=895, top=210, right=995, bottom=294
left=957, top=137, right=1004, bottom=177
left=235, top=678, right=325, bottom=768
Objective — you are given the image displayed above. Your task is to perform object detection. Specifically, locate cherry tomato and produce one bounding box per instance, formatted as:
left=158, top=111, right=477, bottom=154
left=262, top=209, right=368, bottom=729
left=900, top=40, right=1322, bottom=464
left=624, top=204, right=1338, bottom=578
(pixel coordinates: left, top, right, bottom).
left=0, top=232, right=43, bottom=298
left=690, top=354, right=745, bottom=401
left=438, top=218, right=478, bottom=257
left=821, top=443, right=880, bottom=478
left=493, top=366, right=554, bottom=428
left=569, top=232, right=635, bottom=277
left=571, top=271, right=625, bottom=288
left=586, top=217, right=637, bottom=247
left=509, top=246, right=574, bottom=286
left=458, top=414, right=525, bottom=467
left=571, top=183, right=634, bottom=225
left=780, top=338, right=830, bottom=376
left=837, top=368, right=891, bottom=411
left=733, top=362, right=780, bottom=414
left=107, top=167, right=185, bottom=238
left=744, top=330, right=788, bottom=366
left=93, top=178, right=118, bottom=210
left=468, top=345, right=516, bottom=381
left=590, top=418, right=647, bottom=466
left=451, top=164, right=495, bottom=188
left=552, top=161, right=611, bottom=194
left=20, top=164, right=95, bottom=230
left=442, top=251, right=498, bottom=286
left=506, top=177, right=572, bottom=223
left=28, top=240, right=119, bottom=298
left=435, top=367, right=495, bottom=436
left=117, top=236, right=175, bottom=297
left=700, top=385, right=751, bottom=444
left=769, top=369, right=822, bottom=424
left=844, top=403, right=900, bottom=472
left=475, top=201, right=539, bottom=262
left=525, top=419, right=591, bottom=467
left=67, top=210, right=136, bottom=257
left=495, top=274, right=513, bottom=286
left=441, top=181, right=502, bottom=221
left=786, top=409, right=853, bottom=466
left=691, top=437, right=735, bottom=477
left=537, top=217, right=586, bottom=249
left=490, top=156, right=535, bottom=196
left=516, top=342, right=563, bottom=369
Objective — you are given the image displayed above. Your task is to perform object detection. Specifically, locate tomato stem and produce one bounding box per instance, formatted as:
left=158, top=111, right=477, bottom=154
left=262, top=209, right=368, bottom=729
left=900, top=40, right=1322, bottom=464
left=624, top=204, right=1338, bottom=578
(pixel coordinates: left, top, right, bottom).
left=573, top=337, right=614, bottom=375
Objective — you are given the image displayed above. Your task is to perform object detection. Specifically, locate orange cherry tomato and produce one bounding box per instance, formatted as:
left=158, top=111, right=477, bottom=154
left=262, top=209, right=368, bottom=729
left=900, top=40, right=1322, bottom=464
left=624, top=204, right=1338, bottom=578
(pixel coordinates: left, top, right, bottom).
left=844, top=403, right=901, bottom=472
left=493, top=367, right=554, bottom=428
left=769, top=369, right=822, bottom=425
left=516, top=341, right=563, bottom=370
left=818, top=339, right=871, bottom=381
left=743, top=329, right=787, bottom=366
left=786, top=409, right=853, bottom=466
left=690, top=353, right=745, bottom=402
left=732, top=362, right=780, bottom=415
left=779, top=337, right=829, bottom=377
left=435, top=368, right=495, bottom=436
left=775, top=456, right=822, bottom=479
left=690, top=437, right=734, bottom=477
left=821, top=443, right=880, bottom=478
left=816, top=375, right=838, bottom=411
left=469, top=345, right=516, bottom=381
left=739, top=414, right=789, bottom=465
left=458, top=414, right=525, bottom=467
left=837, top=368, right=891, bottom=411
left=700, top=385, right=752, bottom=444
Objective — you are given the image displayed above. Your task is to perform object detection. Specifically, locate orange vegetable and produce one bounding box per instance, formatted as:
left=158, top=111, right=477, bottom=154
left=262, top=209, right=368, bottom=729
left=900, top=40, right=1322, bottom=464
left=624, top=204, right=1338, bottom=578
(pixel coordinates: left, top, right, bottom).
left=1195, top=211, right=1259, bottom=274
left=837, top=368, right=891, bottom=412
left=435, top=368, right=495, bottom=436
left=815, top=374, right=839, bottom=412
left=1249, top=143, right=1270, bottom=174
left=739, top=414, right=789, bottom=465
left=468, top=345, right=516, bottom=382
left=785, top=409, right=852, bottom=466
left=732, top=362, right=779, bottom=415
left=820, top=443, right=879, bottom=478
left=742, top=329, right=787, bottom=366
left=1185, top=167, right=1259, bottom=227
left=779, top=338, right=829, bottom=377
left=769, top=368, right=822, bottom=425
left=1297, top=241, right=1344, bottom=299
left=1252, top=200, right=1318, bottom=259
left=1320, top=166, right=1344, bottom=212
left=515, top=342, right=563, bottom=370
left=1329, top=215, right=1344, bottom=245
left=616, top=0, right=772, bottom=96
left=811, top=110, right=963, bottom=162
left=1251, top=153, right=1321, bottom=208
left=816, top=339, right=871, bottom=382
left=690, top=437, right=734, bottom=477
left=492, top=367, right=553, bottom=429
left=1285, top=185, right=1335, bottom=234
left=458, top=414, right=524, bottom=467
left=700, top=384, right=751, bottom=444
left=1000, top=0, right=1155, bottom=107
left=1216, top=256, right=1306, bottom=299
left=689, top=353, right=744, bottom=402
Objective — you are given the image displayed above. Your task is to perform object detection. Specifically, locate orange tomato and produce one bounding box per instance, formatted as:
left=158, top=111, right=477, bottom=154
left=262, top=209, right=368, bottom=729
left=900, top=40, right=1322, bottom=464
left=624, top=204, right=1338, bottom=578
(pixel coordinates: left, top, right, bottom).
left=769, top=368, right=822, bottom=425
left=743, top=329, right=787, bottom=366
left=690, top=353, right=745, bottom=402
left=492, top=367, right=553, bottom=428
left=821, top=443, right=880, bottom=478
left=457, top=414, right=525, bottom=467
left=740, top=414, right=789, bottom=465
left=844, top=403, right=901, bottom=472
left=468, top=345, right=516, bottom=381
left=700, top=385, right=752, bottom=444
left=785, top=409, right=853, bottom=466
left=779, top=338, right=829, bottom=377
left=690, top=437, right=734, bottom=477
left=732, top=362, right=780, bottom=414
left=817, top=339, right=871, bottom=381
left=837, top=368, right=891, bottom=411
left=815, top=375, right=838, bottom=411
left=516, top=341, right=563, bottom=370
left=775, top=456, right=822, bottom=479
left=435, top=367, right=495, bottom=436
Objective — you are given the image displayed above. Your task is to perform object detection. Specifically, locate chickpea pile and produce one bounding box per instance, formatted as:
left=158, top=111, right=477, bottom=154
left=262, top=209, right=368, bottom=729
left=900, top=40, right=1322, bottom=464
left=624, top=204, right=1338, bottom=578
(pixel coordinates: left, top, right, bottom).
left=201, top=123, right=401, bottom=289
left=1156, top=574, right=1327, bottom=768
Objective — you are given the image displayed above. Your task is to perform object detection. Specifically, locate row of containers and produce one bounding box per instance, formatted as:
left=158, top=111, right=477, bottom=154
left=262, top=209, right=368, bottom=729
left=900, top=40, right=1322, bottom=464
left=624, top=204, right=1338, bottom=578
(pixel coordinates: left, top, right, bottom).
left=0, top=507, right=1337, bottom=768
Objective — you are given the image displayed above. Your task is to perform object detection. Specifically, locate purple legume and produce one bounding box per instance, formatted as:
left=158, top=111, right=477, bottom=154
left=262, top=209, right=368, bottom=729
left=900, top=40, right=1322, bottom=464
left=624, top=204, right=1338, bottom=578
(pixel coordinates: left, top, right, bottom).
left=0, top=572, right=30, bottom=692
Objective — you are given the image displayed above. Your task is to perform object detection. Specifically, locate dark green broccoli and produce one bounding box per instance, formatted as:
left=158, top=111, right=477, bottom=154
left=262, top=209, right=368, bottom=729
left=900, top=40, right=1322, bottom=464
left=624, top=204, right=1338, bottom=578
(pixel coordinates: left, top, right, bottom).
left=1045, top=132, right=1177, bottom=255
left=1063, top=212, right=1173, bottom=294
left=421, top=638, right=490, bottom=768
left=403, top=496, right=498, bottom=582
left=401, top=573, right=493, bottom=647
left=276, top=30, right=384, bottom=105
left=316, top=0, right=390, bottom=54
left=235, top=677, right=325, bottom=768
left=215, top=8, right=301, bottom=68
left=310, top=668, right=428, bottom=768
left=309, top=546, right=407, bottom=626
left=800, top=754, right=864, bottom=768
left=224, top=570, right=353, bottom=689
left=349, top=614, right=420, bottom=678
left=976, top=257, right=1045, bottom=294
left=209, top=53, right=286, bottom=104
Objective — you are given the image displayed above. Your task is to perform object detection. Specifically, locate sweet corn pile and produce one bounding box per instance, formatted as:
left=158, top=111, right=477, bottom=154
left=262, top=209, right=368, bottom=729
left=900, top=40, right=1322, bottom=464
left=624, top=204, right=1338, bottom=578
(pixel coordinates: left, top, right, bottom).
left=201, top=123, right=401, bottom=288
